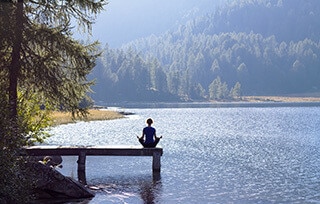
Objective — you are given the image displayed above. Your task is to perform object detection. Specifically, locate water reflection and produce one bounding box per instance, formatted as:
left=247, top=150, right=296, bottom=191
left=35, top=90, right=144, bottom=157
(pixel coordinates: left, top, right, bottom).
left=88, top=172, right=162, bottom=203
left=33, top=198, right=93, bottom=204
left=139, top=172, right=162, bottom=203
left=50, top=107, right=320, bottom=203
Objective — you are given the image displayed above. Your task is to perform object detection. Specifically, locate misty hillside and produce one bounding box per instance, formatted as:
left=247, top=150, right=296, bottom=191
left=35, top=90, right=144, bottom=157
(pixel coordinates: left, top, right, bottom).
left=188, top=0, right=320, bottom=42
left=91, top=0, right=224, bottom=47
left=89, top=0, right=320, bottom=103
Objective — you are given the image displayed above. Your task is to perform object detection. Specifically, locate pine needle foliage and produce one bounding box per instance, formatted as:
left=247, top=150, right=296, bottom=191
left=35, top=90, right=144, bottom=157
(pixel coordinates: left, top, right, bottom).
left=0, top=0, right=106, bottom=202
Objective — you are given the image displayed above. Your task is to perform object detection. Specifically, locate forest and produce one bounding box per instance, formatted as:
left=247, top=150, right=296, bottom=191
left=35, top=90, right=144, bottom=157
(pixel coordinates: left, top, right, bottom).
left=89, top=0, right=320, bottom=103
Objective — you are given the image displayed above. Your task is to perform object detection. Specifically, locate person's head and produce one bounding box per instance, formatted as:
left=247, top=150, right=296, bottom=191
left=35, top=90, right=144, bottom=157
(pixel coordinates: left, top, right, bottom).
left=146, top=118, right=153, bottom=125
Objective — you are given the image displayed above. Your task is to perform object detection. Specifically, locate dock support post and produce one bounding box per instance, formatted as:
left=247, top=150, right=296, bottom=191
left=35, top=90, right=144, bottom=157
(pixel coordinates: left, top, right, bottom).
left=152, top=151, right=161, bottom=172
left=77, top=151, right=87, bottom=185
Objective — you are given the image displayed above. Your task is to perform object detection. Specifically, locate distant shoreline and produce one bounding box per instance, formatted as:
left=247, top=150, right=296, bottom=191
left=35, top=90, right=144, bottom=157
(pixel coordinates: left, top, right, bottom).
left=50, top=96, right=320, bottom=126
left=240, top=95, right=320, bottom=103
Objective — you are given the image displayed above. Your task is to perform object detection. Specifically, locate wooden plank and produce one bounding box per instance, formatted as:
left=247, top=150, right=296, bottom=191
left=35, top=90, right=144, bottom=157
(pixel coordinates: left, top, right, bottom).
left=22, top=145, right=163, bottom=184
left=152, top=151, right=161, bottom=172
left=77, top=151, right=87, bottom=184
left=22, top=145, right=163, bottom=157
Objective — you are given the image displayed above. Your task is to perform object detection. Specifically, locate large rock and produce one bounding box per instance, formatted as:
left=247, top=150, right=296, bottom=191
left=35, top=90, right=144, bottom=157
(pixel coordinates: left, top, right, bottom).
left=28, top=161, right=94, bottom=199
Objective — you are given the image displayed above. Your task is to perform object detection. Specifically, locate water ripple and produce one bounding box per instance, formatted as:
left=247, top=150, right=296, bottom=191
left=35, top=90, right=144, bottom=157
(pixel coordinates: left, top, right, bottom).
left=48, top=106, right=320, bottom=203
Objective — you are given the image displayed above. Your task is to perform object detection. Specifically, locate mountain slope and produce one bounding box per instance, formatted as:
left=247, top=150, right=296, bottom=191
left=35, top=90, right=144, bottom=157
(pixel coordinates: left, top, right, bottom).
left=91, top=0, right=223, bottom=47
left=90, top=0, right=320, bottom=103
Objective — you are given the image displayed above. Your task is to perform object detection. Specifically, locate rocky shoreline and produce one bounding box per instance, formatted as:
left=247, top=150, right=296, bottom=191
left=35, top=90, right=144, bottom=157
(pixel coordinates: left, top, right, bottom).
left=26, top=156, right=94, bottom=203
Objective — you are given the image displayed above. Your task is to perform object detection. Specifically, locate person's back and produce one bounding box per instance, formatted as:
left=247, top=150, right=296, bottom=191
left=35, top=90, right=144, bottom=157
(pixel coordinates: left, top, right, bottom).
left=143, top=126, right=156, bottom=144
left=138, top=118, right=162, bottom=148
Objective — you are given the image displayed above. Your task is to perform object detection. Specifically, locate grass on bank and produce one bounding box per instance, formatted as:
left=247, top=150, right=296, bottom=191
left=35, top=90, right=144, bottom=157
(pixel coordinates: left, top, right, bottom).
left=50, top=95, right=320, bottom=126
left=242, top=96, right=320, bottom=102
left=51, top=109, right=124, bottom=126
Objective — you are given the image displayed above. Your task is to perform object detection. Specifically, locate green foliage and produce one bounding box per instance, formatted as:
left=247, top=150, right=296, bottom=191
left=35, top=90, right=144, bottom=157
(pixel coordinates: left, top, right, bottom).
left=209, top=77, right=221, bottom=100
left=0, top=91, right=34, bottom=203
left=0, top=0, right=106, bottom=202
left=190, top=83, right=207, bottom=100
left=0, top=0, right=106, bottom=143
left=18, top=91, right=52, bottom=145
left=230, top=82, right=242, bottom=99
left=208, top=77, right=226, bottom=100
left=89, top=0, right=320, bottom=102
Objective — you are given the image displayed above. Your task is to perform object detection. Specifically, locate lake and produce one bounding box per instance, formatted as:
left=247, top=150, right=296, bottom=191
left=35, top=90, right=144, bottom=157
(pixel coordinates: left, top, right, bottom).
left=47, top=103, right=320, bottom=203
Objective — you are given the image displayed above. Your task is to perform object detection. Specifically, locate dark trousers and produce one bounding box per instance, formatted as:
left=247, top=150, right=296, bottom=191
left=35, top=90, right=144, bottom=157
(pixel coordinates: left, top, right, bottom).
left=139, top=137, right=160, bottom=148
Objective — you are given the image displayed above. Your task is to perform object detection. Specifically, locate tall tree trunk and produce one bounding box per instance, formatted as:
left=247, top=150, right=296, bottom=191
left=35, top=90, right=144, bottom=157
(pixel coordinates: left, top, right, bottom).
left=9, top=0, right=23, bottom=135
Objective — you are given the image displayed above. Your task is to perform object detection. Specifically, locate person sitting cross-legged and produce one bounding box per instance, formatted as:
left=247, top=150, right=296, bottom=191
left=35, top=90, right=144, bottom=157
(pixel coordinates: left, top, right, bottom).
left=137, top=118, right=162, bottom=148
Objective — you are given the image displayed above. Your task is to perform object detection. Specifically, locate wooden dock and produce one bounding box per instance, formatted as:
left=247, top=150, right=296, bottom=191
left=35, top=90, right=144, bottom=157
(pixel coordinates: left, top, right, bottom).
left=22, top=145, right=163, bottom=184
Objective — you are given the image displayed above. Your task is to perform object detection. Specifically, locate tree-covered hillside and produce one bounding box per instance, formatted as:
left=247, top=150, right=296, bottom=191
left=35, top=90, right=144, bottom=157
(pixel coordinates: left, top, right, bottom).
left=90, top=0, right=320, bottom=103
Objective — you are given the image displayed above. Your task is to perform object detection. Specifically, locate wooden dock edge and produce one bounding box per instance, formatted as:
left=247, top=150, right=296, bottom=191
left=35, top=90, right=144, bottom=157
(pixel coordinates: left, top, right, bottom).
left=21, top=145, right=163, bottom=185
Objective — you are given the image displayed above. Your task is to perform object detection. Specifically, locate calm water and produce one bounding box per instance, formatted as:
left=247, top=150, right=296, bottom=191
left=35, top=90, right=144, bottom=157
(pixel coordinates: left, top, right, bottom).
left=47, top=104, right=320, bottom=203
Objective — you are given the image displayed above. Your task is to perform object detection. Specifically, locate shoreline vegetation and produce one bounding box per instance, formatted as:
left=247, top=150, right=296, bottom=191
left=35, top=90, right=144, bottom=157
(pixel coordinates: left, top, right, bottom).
left=241, top=95, right=320, bottom=103
left=51, top=95, right=320, bottom=126
left=51, top=109, right=124, bottom=126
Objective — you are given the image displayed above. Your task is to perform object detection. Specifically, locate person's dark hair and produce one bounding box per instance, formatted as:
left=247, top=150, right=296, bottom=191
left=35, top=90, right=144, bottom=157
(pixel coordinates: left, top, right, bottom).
left=146, top=118, right=153, bottom=125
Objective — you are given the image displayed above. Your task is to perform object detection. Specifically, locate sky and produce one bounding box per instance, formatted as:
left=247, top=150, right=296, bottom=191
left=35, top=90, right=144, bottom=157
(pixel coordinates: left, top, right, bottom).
left=74, top=0, right=221, bottom=48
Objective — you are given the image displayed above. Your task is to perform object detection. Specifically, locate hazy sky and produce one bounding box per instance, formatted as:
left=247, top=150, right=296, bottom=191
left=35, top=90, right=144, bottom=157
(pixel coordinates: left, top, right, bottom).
left=74, top=0, right=220, bottom=47
left=92, top=0, right=179, bottom=47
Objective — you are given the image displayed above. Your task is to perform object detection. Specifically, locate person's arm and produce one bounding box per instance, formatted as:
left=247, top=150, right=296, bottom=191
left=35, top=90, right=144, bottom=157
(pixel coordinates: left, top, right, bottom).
left=138, top=129, right=144, bottom=139
left=154, top=128, right=162, bottom=139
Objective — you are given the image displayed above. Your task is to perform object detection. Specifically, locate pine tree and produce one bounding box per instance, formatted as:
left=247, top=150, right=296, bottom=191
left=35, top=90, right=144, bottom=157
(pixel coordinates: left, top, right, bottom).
left=230, top=82, right=242, bottom=99
left=0, top=0, right=106, bottom=202
left=2, top=0, right=105, bottom=141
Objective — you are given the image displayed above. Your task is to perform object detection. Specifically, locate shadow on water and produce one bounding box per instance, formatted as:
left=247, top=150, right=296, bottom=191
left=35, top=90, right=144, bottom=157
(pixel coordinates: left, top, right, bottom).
left=86, top=172, right=162, bottom=203
left=139, top=172, right=162, bottom=204
left=31, top=198, right=93, bottom=204
left=37, top=172, right=162, bottom=204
